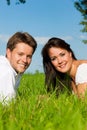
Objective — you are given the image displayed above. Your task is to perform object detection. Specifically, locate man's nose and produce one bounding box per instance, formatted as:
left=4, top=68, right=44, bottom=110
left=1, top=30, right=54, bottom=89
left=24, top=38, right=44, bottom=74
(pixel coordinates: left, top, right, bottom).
left=23, top=56, right=27, bottom=62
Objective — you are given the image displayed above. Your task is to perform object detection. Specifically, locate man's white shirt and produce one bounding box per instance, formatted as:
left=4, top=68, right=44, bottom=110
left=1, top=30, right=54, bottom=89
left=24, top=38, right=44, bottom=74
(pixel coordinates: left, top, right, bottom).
left=0, top=55, right=22, bottom=103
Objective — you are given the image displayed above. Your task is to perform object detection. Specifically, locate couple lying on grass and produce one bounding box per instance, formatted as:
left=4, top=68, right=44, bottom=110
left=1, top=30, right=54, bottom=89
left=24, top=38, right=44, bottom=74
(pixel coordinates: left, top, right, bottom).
left=0, top=31, right=87, bottom=104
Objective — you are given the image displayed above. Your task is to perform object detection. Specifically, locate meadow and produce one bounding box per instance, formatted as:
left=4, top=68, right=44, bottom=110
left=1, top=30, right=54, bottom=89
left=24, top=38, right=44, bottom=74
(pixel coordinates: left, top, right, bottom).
left=0, top=72, right=87, bottom=130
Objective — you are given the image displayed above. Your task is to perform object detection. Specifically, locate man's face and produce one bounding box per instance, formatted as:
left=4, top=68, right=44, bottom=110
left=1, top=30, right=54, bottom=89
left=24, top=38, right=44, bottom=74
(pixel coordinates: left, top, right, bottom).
left=6, top=42, right=34, bottom=74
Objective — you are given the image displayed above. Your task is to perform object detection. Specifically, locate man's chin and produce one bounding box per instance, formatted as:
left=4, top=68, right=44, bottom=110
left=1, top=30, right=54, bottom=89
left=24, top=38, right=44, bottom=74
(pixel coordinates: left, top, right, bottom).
left=17, top=70, right=25, bottom=74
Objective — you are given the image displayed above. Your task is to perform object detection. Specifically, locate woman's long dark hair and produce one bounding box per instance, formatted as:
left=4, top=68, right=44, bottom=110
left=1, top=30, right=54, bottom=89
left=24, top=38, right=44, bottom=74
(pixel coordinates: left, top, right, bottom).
left=41, top=37, right=77, bottom=95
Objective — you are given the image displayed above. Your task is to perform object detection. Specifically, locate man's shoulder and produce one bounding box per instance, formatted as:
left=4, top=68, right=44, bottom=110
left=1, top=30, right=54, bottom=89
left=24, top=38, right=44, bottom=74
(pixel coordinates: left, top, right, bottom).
left=0, top=55, right=7, bottom=63
left=0, top=56, right=13, bottom=74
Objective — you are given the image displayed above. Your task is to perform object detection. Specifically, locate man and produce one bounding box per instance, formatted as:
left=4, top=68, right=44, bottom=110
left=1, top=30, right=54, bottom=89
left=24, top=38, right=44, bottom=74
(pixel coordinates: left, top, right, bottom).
left=0, top=32, right=37, bottom=103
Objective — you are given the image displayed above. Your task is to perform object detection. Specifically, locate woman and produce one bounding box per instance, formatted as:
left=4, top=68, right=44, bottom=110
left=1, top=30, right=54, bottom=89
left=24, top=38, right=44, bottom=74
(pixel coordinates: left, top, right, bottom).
left=41, top=37, right=87, bottom=97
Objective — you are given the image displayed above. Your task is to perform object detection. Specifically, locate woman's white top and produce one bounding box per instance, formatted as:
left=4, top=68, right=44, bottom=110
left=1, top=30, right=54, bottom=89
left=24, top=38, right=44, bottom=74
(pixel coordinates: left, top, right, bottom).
left=75, top=63, right=87, bottom=85
left=0, top=55, right=22, bottom=103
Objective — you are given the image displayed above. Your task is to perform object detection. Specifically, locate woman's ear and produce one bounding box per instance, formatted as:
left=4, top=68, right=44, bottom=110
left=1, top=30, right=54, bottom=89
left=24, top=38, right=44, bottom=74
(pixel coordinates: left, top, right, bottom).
left=70, top=52, right=72, bottom=57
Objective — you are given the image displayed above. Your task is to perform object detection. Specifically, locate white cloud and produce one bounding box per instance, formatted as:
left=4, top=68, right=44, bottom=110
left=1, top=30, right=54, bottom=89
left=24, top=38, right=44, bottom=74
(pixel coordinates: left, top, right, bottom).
left=35, top=36, right=50, bottom=44
left=80, top=35, right=87, bottom=39
left=35, top=36, right=73, bottom=44
left=0, top=34, right=73, bottom=45
left=0, top=34, right=9, bottom=43
left=62, top=36, right=73, bottom=41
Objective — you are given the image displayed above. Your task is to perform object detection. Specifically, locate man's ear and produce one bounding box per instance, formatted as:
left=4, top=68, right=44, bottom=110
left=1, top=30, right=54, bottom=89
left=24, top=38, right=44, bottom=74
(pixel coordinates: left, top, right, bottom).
left=6, top=48, right=11, bottom=59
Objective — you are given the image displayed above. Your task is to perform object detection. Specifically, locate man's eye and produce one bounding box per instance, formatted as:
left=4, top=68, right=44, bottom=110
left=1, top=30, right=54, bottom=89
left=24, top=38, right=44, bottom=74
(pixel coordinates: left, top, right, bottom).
left=27, top=55, right=32, bottom=58
left=18, top=53, right=23, bottom=56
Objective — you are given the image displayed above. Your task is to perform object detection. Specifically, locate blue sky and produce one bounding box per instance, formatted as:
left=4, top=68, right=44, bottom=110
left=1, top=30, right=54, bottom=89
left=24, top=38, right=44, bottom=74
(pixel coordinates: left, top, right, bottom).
left=0, top=0, right=87, bottom=73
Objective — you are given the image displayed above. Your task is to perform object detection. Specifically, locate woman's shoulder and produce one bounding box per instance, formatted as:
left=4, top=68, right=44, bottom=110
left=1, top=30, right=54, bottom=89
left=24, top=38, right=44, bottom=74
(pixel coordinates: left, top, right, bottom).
left=75, top=62, right=87, bottom=85
left=77, top=62, right=87, bottom=71
left=75, top=60, right=87, bottom=69
left=79, top=60, right=87, bottom=64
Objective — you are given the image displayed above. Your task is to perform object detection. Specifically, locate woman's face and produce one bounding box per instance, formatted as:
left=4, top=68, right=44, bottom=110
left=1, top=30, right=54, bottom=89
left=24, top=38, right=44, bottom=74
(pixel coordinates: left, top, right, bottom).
left=48, top=47, right=73, bottom=73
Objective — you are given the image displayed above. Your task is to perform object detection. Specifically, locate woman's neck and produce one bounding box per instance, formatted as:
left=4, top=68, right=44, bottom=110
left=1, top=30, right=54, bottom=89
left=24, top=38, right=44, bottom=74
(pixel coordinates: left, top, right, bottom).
left=68, top=60, right=78, bottom=81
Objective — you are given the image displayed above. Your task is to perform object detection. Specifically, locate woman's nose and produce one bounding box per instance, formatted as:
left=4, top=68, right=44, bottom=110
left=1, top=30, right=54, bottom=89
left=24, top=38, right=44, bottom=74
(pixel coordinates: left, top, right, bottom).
left=57, top=57, right=62, bottom=63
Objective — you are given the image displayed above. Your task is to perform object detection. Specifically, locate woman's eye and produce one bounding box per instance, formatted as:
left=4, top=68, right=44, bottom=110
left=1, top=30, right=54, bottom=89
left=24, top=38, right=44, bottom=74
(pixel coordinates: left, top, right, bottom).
left=60, top=53, right=65, bottom=57
left=50, top=57, right=56, bottom=61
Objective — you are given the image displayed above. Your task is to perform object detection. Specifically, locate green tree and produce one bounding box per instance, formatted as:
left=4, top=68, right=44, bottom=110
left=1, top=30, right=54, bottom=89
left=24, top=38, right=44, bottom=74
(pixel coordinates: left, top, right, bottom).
left=74, top=0, right=87, bottom=44
left=6, top=0, right=26, bottom=5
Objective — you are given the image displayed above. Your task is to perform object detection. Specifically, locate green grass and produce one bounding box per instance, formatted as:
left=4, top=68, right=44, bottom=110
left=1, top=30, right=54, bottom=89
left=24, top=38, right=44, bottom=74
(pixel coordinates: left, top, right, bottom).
left=0, top=72, right=87, bottom=130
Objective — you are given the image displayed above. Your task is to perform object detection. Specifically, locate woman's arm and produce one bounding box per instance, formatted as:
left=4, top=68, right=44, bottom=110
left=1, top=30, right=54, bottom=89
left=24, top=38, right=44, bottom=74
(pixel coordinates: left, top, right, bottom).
left=75, top=63, right=87, bottom=98
left=71, top=80, right=77, bottom=94
left=77, top=83, right=87, bottom=98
